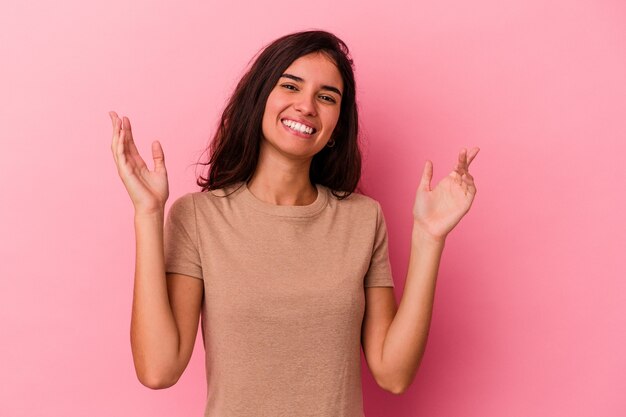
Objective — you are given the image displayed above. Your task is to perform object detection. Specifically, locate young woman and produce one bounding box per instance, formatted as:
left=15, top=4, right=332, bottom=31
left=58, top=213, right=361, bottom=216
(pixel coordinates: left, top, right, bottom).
left=110, top=30, right=478, bottom=416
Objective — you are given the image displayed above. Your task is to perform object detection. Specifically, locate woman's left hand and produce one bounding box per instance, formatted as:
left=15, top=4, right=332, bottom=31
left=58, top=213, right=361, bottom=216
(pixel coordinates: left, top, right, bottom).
left=413, top=147, right=480, bottom=241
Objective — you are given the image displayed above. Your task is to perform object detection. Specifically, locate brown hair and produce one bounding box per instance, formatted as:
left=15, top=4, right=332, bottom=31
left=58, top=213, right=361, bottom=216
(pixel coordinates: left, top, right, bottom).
left=195, top=30, right=364, bottom=199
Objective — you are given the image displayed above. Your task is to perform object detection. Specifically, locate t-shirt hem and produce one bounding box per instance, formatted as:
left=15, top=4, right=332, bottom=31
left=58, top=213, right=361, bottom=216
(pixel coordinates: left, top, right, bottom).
left=165, top=266, right=203, bottom=280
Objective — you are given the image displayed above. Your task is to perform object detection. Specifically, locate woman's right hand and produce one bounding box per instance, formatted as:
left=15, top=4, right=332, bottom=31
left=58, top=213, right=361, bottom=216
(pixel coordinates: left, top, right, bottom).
left=110, top=111, right=169, bottom=214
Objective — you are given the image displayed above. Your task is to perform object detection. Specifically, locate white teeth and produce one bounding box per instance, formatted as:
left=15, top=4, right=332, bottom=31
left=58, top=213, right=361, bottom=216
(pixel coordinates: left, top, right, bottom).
left=282, top=119, right=314, bottom=135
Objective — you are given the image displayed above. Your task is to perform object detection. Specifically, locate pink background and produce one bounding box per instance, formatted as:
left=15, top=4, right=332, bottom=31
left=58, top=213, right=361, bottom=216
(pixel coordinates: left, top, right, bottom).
left=1, top=0, right=625, bottom=416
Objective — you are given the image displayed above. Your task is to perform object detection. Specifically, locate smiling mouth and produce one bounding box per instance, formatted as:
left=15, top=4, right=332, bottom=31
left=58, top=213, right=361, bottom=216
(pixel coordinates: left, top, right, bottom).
left=281, top=118, right=317, bottom=135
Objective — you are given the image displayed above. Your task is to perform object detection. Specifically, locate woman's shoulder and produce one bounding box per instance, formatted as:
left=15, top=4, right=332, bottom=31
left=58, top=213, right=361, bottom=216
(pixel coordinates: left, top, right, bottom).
left=324, top=184, right=382, bottom=215
left=175, top=182, right=247, bottom=211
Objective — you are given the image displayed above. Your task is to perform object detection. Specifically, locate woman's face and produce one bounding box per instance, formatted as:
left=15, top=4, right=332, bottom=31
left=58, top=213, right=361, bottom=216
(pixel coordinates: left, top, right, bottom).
left=260, top=52, right=343, bottom=160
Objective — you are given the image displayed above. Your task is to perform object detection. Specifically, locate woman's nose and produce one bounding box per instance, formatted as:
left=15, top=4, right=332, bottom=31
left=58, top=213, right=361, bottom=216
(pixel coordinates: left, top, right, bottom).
left=293, top=94, right=317, bottom=116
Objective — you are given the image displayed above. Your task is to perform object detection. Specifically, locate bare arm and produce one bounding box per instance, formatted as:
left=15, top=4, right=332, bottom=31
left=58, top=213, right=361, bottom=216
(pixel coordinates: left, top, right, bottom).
left=360, top=230, right=443, bottom=395
left=131, top=211, right=203, bottom=389
left=361, top=286, right=398, bottom=394
left=376, top=148, right=479, bottom=393
left=109, top=111, right=203, bottom=389
left=380, top=229, right=444, bottom=393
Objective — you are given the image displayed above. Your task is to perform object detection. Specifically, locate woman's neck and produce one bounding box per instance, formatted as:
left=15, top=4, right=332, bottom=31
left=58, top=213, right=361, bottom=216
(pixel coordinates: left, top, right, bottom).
left=246, top=175, right=317, bottom=206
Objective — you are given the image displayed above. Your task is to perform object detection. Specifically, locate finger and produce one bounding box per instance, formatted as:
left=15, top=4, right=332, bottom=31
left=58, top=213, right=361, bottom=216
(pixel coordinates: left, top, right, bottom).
left=123, top=116, right=147, bottom=170
left=467, top=147, right=480, bottom=166
left=117, top=126, right=127, bottom=167
left=110, top=111, right=120, bottom=131
left=419, top=160, right=433, bottom=191
left=109, top=111, right=115, bottom=127
left=114, top=116, right=123, bottom=158
left=123, top=116, right=134, bottom=144
left=463, top=173, right=477, bottom=193
left=462, top=149, right=469, bottom=173
left=461, top=174, right=469, bottom=194
left=462, top=174, right=474, bottom=191
left=112, top=114, right=121, bottom=135
left=455, top=170, right=463, bottom=185
left=111, top=116, right=121, bottom=162
left=152, top=140, right=166, bottom=173
left=455, top=148, right=467, bottom=174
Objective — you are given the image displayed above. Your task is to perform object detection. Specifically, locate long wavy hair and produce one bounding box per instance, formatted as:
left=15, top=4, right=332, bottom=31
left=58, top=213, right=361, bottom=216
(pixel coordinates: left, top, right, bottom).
left=195, top=30, right=363, bottom=199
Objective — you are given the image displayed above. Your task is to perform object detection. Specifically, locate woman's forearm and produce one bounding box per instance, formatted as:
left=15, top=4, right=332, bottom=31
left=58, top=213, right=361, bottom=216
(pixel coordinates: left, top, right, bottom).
left=382, top=225, right=445, bottom=392
left=130, top=210, right=181, bottom=388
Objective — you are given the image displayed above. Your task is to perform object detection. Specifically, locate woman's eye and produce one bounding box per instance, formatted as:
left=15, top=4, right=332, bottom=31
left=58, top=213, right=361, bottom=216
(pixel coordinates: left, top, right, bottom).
left=280, top=84, right=336, bottom=103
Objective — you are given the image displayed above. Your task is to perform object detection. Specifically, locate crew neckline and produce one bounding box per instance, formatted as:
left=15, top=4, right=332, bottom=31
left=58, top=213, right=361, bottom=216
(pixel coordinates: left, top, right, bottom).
left=239, top=181, right=328, bottom=218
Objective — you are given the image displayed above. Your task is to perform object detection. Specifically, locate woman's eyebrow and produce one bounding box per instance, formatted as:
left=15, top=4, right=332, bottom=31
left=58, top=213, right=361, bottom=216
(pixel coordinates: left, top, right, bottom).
left=280, top=73, right=342, bottom=96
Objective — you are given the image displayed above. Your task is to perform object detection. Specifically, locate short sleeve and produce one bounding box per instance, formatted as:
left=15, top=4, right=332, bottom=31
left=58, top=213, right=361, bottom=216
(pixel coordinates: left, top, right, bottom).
left=164, top=193, right=203, bottom=280
left=363, top=202, right=395, bottom=288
